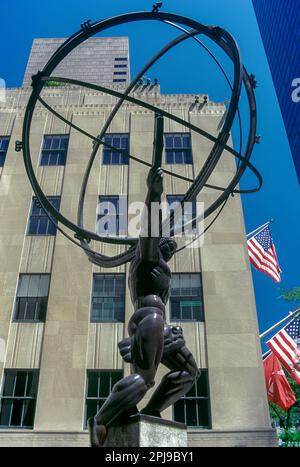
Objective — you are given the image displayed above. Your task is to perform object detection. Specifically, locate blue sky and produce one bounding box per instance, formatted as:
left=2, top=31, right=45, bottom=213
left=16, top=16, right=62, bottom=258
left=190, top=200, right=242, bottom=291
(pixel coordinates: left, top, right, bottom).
left=1, top=0, right=299, bottom=350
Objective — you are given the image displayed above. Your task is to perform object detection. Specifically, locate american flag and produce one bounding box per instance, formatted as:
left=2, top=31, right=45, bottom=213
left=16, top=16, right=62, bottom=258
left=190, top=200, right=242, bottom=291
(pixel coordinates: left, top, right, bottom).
left=267, top=316, right=300, bottom=384
left=247, top=226, right=282, bottom=283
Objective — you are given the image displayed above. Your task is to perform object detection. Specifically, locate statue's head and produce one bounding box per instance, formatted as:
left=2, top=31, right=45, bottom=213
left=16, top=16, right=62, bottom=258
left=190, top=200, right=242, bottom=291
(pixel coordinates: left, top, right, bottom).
left=159, top=238, right=177, bottom=262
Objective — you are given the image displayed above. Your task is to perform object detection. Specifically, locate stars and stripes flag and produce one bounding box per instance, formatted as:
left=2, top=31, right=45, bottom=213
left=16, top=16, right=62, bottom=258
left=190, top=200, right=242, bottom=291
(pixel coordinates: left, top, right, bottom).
left=267, top=316, right=300, bottom=384
left=247, top=226, right=282, bottom=283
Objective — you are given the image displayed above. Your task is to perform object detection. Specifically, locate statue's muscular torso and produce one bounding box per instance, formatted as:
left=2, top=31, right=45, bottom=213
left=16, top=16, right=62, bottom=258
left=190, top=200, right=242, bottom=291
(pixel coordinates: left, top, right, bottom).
left=128, top=252, right=172, bottom=308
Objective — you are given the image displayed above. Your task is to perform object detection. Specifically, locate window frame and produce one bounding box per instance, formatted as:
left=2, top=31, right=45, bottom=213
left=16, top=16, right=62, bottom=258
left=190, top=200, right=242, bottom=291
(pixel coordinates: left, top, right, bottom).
left=173, top=369, right=211, bottom=429
left=164, top=133, right=193, bottom=165
left=84, top=370, right=123, bottom=428
left=90, top=273, right=126, bottom=323
left=0, top=369, right=40, bottom=430
left=97, top=195, right=128, bottom=237
left=27, top=196, right=61, bottom=236
left=170, top=272, right=204, bottom=322
left=13, top=273, right=51, bottom=323
left=102, top=134, right=129, bottom=166
left=39, top=134, right=69, bottom=167
left=166, top=194, right=197, bottom=237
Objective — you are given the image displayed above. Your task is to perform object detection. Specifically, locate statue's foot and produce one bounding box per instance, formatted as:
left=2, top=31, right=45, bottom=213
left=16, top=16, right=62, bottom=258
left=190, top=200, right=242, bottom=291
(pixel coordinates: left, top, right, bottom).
left=88, top=418, right=107, bottom=448
left=140, top=408, right=162, bottom=418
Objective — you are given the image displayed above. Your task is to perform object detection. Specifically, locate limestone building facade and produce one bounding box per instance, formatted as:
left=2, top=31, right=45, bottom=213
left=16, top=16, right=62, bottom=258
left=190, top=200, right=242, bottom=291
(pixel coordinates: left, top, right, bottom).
left=0, top=54, right=276, bottom=447
left=22, top=38, right=130, bottom=88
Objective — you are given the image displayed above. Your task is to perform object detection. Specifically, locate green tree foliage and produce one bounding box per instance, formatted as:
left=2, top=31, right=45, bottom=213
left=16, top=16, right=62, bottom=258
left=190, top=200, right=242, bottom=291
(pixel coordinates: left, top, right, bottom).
left=278, top=287, right=300, bottom=304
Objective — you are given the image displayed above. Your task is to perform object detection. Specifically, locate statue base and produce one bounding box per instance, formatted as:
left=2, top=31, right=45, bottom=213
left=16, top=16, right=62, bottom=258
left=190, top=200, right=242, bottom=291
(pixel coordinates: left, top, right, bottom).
left=103, top=414, right=188, bottom=448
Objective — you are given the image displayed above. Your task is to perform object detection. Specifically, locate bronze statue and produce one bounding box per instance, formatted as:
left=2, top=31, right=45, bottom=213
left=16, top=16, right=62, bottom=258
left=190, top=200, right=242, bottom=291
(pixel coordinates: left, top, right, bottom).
left=20, top=10, right=260, bottom=449
left=88, top=117, right=200, bottom=448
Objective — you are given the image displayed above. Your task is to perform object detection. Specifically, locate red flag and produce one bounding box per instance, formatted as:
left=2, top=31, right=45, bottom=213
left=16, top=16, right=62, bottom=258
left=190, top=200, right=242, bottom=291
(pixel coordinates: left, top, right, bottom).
left=263, top=352, right=296, bottom=412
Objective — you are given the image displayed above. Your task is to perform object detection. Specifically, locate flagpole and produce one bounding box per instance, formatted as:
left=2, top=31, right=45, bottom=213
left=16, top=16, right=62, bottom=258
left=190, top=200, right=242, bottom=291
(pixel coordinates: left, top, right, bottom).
left=246, top=219, right=274, bottom=239
left=259, top=307, right=300, bottom=339
left=262, top=349, right=272, bottom=359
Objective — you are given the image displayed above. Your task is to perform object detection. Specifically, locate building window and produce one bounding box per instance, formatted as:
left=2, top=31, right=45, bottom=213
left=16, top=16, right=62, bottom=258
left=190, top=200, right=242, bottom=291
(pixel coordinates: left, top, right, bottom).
left=165, top=133, right=193, bottom=164
left=91, top=274, right=125, bottom=322
left=114, top=65, right=127, bottom=68
left=167, top=195, right=197, bottom=236
left=0, top=370, right=39, bottom=429
left=170, top=274, right=204, bottom=321
left=114, top=57, right=127, bottom=61
left=40, top=135, right=69, bottom=166
left=113, top=72, right=127, bottom=75
left=102, top=134, right=129, bottom=165
left=0, top=137, right=10, bottom=167
left=85, top=370, right=123, bottom=426
left=97, top=196, right=127, bottom=237
left=113, top=79, right=127, bottom=83
left=13, top=274, right=50, bottom=322
left=28, top=196, right=60, bottom=236
left=173, top=370, right=210, bottom=428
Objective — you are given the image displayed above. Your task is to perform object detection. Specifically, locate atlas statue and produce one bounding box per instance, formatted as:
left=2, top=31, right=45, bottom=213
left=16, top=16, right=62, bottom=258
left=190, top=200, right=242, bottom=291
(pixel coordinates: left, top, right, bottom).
left=20, top=9, right=262, bottom=448
left=88, top=115, right=200, bottom=447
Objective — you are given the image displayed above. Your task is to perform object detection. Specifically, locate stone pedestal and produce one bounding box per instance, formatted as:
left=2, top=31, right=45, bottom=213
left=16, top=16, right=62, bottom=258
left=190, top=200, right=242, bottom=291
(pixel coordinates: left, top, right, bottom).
left=103, top=414, right=188, bottom=448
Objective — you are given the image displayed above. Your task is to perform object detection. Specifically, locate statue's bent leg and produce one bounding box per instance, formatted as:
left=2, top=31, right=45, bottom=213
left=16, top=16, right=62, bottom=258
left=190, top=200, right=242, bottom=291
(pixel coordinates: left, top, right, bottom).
left=141, top=326, right=200, bottom=417
left=89, top=374, right=148, bottom=447
left=89, top=305, right=165, bottom=447
left=130, top=307, right=165, bottom=386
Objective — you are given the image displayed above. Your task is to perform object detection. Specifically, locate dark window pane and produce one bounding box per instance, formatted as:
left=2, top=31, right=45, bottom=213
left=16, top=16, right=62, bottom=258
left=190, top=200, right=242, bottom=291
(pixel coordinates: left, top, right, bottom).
left=37, top=218, right=48, bottom=235
left=10, top=400, right=23, bottom=427
left=36, top=297, right=48, bottom=322
left=28, top=218, right=39, bottom=235
left=25, top=298, right=37, bottom=320
left=49, top=197, right=61, bottom=211
left=15, top=298, right=26, bottom=320
left=86, top=399, right=99, bottom=422
left=170, top=299, right=181, bottom=320
left=197, top=371, right=208, bottom=398
left=103, top=151, right=111, bottom=165
left=3, top=372, right=16, bottom=397
left=0, top=399, right=12, bottom=426
left=174, top=399, right=185, bottom=424
left=22, top=400, right=36, bottom=428
left=0, top=137, right=9, bottom=167
left=47, top=222, right=57, bottom=236
left=186, top=381, right=196, bottom=398
left=186, top=399, right=198, bottom=426
left=87, top=373, right=99, bottom=398
left=111, top=372, right=122, bottom=390
left=14, top=372, right=27, bottom=397
left=26, top=372, right=39, bottom=397
left=197, top=399, right=210, bottom=428
left=99, top=373, right=110, bottom=397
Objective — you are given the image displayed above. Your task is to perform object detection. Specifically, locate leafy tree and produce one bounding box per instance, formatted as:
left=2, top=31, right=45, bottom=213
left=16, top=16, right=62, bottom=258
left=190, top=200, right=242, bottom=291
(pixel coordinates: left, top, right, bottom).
left=278, top=287, right=300, bottom=304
